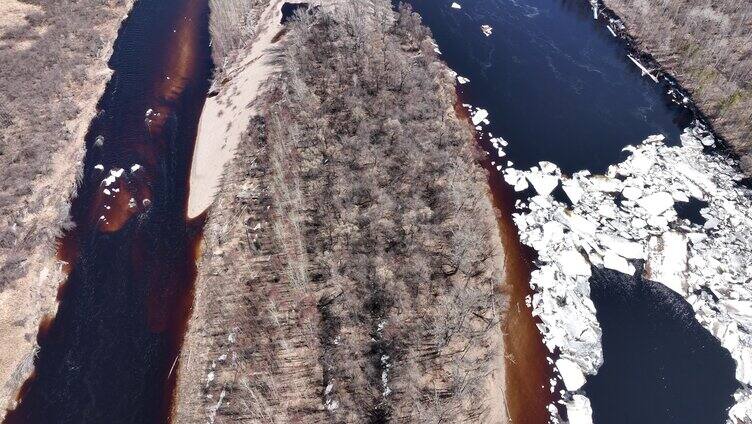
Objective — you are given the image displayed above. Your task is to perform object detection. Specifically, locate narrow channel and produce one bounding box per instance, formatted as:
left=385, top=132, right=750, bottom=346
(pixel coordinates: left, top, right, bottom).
left=4, top=0, right=212, bottom=422
left=403, top=0, right=738, bottom=422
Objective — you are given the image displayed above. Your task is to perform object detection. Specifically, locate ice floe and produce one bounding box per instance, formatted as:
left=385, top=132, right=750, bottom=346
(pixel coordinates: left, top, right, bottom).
left=506, top=128, right=752, bottom=423
left=481, top=24, right=493, bottom=37
left=102, top=168, right=124, bottom=187
left=471, top=108, right=489, bottom=126
left=450, top=2, right=461, bottom=9
left=457, top=75, right=470, bottom=85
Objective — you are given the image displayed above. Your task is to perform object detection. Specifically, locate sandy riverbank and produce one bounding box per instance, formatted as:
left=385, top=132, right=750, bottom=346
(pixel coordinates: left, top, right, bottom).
left=187, top=0, right=341, bottom=218
left=0, top=0, right=134, bottom=416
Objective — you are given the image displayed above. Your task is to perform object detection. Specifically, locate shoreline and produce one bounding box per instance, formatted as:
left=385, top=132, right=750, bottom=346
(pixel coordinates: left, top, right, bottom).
left=186, top=0, right=292, bottom=219
left=454, top=93, right=553, bottom=423
left=593, top=0, right=752, bottom=171
left=0, top=0, right=135, bottom=416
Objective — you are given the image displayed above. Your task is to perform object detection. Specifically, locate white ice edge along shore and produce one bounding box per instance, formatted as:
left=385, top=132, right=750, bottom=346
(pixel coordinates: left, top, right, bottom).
left=461, top=105, right=752, bottom=423
left=510, top=129, right=752, bottom=424
left=449, top=2, right=752, bottom=421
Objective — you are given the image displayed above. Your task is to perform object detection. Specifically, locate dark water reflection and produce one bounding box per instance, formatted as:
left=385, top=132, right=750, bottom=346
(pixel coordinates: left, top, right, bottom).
left=587, top=267, right=737, bottom=424
left=403, top=0, right=691, bottom=174
left=4, top=0, right=212, bottom=422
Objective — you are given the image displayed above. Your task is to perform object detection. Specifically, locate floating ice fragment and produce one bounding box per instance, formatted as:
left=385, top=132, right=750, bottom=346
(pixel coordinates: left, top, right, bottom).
left=471, top=108, right=488, bottom=126
left=636, top=191, right=674, bottom=216
left=514, top=178, right=529, bottom=192
left=602, top=252, right=635, bottom=275
left=590, top=176, right=621, bottom=192
left=563, top=180, right=584, bottom=204
left=701, top=135, right=715, bottom=147
left=598, top=234, right=645, bottom=260
left=556, top=358, right=586, bottom=390
left=566, top=394, right=594, bottom=424
left=526, top=173, right=559, bottom=196
left=94, top=164, right=104, bottom=171
left=457, top=76, right=470, bottom=84
left=621, top=186, right=642, bottom=200
left=481, top=24, right=493, bottom=36
left=450, top=2, right=461, bottom=9
left=557, top=250, right=591, bottom=277
left=644, top=134, right=665, bottom=143
left=131, top=164, right=141, bottom=172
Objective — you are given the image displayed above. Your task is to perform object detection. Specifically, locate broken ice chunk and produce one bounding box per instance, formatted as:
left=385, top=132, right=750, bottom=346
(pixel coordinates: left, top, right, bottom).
left=556, top=250, right=591, bottom=277
left=514, top=177, right=529, bottom=192
left=556, top=358, right=587, bottom=391
left=621, top=186, right=642, bottom=200
left=451, top=2, right=461, bottom=9
left=457, top=76, right=470, bottom=84
left=566, top=394, right=594, bottom=424
left=636, top=192, right=674, bottom=216
left=644, top=134, right=665, bottom=144
left=481, top=24, right=493, bottom=36
left=603, top=252, right=635, bottom=275
left=471, top=108, right=489, bottom=126
left=597, top=234, right=645, bottom=260
left=526, top=173, right=559, bottom=197
left=562, top=180, right=584, bottom=205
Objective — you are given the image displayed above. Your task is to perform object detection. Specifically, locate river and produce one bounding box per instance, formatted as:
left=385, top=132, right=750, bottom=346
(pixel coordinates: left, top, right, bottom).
left=400, top=0, right=738, bottom=422
left=3, top=0, right=212, bottom=422
left=2, top=0, right=741, bottom=422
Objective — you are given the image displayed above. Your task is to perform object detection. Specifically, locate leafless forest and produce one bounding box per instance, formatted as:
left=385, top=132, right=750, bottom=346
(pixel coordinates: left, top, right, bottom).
left=208, top=0, right=267, bottom=66
left=603, top=0, right=752, bottom=169
left=178, top=2, right=508, bottom=422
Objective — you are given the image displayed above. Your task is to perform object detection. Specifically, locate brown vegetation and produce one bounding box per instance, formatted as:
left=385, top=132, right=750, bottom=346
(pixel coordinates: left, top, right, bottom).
left=177, top=1, right=508, bottom=422
left=209, top=0, right=269, bottom=67
left=602, top=0, right=752, bottom=169
left=0, top=0, right=131, bottom=289
left=0, top=0, right=132, bottom=414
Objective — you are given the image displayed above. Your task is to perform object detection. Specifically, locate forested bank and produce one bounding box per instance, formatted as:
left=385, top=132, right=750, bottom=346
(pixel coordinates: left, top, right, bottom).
left=602, top=0, right=752, bottom=170
left=176, top=1, right=509, bottom=422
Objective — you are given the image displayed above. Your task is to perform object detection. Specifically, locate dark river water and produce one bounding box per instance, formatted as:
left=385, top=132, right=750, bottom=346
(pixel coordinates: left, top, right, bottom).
left=401, top=0, right=738, bottom=422
left=405, top=0, right=692, bottom=174
left=4, top=0, right=211, bottom=422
